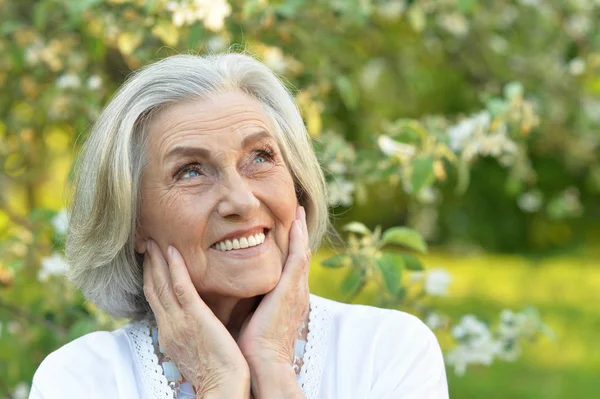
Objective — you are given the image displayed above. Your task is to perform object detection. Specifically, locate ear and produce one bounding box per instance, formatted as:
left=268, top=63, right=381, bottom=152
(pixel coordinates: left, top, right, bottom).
left=134, top=223, right=147, bottom=254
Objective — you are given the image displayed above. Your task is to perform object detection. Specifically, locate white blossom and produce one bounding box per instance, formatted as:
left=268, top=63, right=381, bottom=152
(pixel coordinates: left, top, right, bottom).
left=13, top=383, right=30, bottom=399
left=206, top=36, right=228, bottom=52
left=424, top=268, right=451, bottom=296
left=489, top=35, right=509, bottom=54
left=167, top=0, right=231, bottom=31
left=416, top=187, right=439, bottom=204
left=360, top=58, right=385, bottom=89
left=565, top=14, right=591, bottom=40
left=327, top=160, right=347, bottom=175
left=477, top=131, right=517, bottom=158
left=568, top=58, right=586, bottom=76
left=262, top=47, right=287, bottom=74
left=56, top=73, right=81, bottom=89
left=447, top=111, right=491, bottom=151
left=327, top=178, right=355, bottom=207
left=51, top=209, right=69, bottom=235
left=377, top=135, right=416, bottom=160
left=563, top=187, right=583, bottom=216
left=447, top=314, right=503, bottom=375
left=7, top=321, right=20, bottom=335
left=517, top=190, right=543, bottom=213
left=202, top=0, right=232, bottom=31
left=425, top=312, right=442, bottom=330
left=375, top=0, right=406, bottom=20
left=86, top=75, right=103, bottom=90
left=39, top=253, right=69, bottom=281
left=437, top=12, right=469, bottom=37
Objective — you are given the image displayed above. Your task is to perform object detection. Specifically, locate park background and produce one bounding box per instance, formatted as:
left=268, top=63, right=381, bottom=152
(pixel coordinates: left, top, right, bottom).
left=1, top=0, right=599, bottom=398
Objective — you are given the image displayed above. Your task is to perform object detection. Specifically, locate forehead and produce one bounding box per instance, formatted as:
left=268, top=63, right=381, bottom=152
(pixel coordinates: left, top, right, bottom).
left=146, top=91, right=274, bottom=157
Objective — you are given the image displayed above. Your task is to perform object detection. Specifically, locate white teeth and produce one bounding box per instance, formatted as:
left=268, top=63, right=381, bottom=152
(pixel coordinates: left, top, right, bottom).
left=213, top=231, right=266, bottom=251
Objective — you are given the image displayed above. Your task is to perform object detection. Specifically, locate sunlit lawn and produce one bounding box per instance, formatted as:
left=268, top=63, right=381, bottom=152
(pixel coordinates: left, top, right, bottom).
left=309, top=250, right=600, bottom=399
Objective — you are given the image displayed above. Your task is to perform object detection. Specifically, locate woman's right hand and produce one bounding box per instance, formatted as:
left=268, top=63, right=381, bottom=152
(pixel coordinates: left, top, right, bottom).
left=143, top=240, right=250, bottom=398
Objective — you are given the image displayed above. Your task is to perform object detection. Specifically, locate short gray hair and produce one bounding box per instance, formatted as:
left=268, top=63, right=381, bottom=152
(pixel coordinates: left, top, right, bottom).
left=66, top=53, right=329, bottom=319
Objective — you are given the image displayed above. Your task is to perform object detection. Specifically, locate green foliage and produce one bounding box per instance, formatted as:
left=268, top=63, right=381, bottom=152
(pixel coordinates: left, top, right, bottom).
left=1, top=0, right=599, bottom=396
left=382, top=227, right=428, bottom=253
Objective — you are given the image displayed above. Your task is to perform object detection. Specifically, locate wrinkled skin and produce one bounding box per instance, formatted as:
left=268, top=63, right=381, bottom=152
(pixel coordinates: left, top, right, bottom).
left=137, top=92, right=309, bottom=398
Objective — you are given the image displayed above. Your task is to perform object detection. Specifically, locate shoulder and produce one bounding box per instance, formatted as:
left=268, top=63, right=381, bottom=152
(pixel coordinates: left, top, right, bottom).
left=311, top=294, right=433, bottom=341
left=31, top=327, right=137, bottom=398
left=310, top=295, right=448, bottom=398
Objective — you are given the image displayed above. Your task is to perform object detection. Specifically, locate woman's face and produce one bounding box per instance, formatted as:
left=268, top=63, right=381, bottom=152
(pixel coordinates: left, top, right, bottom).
left=135, top=91, right=298, bottom=301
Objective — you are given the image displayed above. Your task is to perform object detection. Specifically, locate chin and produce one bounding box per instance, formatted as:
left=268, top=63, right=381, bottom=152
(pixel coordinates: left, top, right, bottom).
left=239, top=267, right=282, bottom=298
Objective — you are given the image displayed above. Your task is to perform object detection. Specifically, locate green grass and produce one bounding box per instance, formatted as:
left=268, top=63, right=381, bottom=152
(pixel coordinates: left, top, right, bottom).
left=309, top=251, right=600, bottom=399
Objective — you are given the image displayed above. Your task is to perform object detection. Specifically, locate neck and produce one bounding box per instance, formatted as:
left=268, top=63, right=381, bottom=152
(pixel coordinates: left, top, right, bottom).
left=202, top=294, right=262, bottom=339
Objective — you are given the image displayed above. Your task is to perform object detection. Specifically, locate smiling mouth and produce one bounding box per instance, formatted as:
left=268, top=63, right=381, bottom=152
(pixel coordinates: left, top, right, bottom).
left=211, top=229, right=269, bottom=252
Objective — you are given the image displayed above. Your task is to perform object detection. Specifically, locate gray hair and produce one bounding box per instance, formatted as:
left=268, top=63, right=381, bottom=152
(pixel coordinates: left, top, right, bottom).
left=66, top=53, right=329, bottom=319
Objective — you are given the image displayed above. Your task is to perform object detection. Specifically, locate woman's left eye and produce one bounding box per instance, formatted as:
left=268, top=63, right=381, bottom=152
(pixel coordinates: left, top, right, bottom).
left=182, top=169, right=201, bottom=179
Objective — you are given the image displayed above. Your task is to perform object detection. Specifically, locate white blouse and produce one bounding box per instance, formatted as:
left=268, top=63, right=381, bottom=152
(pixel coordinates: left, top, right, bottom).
left=30, top=295, right=449, bottom=399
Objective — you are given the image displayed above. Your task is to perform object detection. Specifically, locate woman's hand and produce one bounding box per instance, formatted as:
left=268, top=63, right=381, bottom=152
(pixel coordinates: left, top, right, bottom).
left=237, top=206, right=311, bottom=398
left=143, top=241, right=250, bottom=398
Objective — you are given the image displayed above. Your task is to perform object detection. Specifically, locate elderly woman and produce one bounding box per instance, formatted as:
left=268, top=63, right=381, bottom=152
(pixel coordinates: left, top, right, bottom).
left=30, top=54, right=448, bottom=399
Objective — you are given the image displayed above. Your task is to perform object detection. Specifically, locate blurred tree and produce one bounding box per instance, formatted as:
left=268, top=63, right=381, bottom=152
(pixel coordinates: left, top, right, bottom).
left=1, top=0, right=598, bottom=395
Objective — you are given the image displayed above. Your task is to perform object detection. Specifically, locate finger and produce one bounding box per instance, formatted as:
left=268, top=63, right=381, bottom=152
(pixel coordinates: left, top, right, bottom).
left=147, top=239, right=181, bottom=312
left=165, top=245, right=205, bottom=311
left=281, top=219, right=309, bottom=285
left=143, top=251, right=167, bottom=319
left=300, top=206, right=311, bottom=265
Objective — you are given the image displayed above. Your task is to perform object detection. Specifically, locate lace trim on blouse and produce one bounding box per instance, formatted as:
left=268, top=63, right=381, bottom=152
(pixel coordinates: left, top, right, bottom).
left=125, top=294, right=331, bottom=399
left=125, top=319, right=173, bottom=398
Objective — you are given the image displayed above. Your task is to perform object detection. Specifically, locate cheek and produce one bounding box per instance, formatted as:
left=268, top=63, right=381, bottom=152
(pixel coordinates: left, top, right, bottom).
left=257, top=171, right=298, bottom=252
left=140, top=188, right=209, bottom=247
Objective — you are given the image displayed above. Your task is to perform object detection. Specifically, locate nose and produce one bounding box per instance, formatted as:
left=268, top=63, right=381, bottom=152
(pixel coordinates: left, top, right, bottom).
left=217, top=170, right=260, bottom=219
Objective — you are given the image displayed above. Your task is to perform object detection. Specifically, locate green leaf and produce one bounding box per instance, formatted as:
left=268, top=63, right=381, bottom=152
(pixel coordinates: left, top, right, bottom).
left=343, top=222, right=371, bottom=235
left=411, top=156, right=435, bottom=194
left=67, top=319, right=96, bottom=341
left=341, top=267, right=364, bottom=298
left=335, top=75, right=359, bottom=110
left=321, top=254, right=351, bottom=268
left=376, top=252, right=405, bottom=295
left=458, top=0, right=476, bottom=13
left=187, top=24, right=205, bottom=49
left=401, top=253, right=424, bottom=271
left=382, top=227, right=428, bottom=253
left=455, top=158, right=470, bottom=195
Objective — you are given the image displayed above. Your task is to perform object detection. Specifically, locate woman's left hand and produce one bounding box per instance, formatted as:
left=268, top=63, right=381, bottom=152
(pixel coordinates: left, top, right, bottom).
left=237, top=205, right=310, bottom=397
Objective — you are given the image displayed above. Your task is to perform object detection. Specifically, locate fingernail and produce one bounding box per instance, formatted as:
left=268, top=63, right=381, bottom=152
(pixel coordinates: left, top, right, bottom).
left=296, top=206, right=302, bottom=220
left=295, top=220, right=303, bottom=236
left=146, top=240, right=152, bottom=253
left=167, top=246, right=174, bottom=261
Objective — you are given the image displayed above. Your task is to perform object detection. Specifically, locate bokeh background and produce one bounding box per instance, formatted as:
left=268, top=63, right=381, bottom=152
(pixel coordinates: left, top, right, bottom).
left=1, top=0, right=600, bottom=398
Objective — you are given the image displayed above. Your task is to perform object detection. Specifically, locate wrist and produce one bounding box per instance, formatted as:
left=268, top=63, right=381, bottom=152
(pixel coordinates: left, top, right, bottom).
left=249, top=362, right=303, bottom=399
left=196, top=366, right=251, bottom=399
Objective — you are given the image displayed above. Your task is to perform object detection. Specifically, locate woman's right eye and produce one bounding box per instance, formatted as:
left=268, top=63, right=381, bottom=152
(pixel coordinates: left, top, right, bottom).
left=177, top=164, right=203, bottom=180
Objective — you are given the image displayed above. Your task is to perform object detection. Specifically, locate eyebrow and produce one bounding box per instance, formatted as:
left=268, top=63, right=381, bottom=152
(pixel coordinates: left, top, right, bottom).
left=164, top=130, right=274, bottom=162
